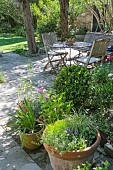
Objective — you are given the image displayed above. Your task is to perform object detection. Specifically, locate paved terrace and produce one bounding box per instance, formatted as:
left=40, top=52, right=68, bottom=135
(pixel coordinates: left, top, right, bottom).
left=0, top=52, right=113, bottom=170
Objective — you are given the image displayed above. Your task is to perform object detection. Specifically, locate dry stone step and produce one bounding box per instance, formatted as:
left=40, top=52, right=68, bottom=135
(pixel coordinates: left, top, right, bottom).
left=19, top=163, right=41, bottom=170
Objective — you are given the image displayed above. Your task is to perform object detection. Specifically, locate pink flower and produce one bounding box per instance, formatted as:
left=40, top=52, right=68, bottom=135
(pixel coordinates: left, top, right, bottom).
left=45, top=93, right=49, bottom=99
left=105, top=55, right=113, bottom=62
left=38, top=87, right=45, bottom=93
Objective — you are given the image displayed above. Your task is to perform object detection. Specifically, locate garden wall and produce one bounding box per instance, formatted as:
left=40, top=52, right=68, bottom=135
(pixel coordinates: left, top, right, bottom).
left=84, top=32, right=113, bottom=45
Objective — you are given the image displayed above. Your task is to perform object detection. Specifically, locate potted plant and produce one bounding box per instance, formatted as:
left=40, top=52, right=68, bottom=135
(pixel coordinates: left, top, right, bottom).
left=9, top=97, right=46, bottom=150
left=42, top=113, right=101, bottom=170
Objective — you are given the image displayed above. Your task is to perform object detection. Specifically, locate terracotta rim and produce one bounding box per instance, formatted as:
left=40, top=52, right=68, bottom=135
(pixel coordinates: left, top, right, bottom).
left=43, top=130, right=101, bottom=160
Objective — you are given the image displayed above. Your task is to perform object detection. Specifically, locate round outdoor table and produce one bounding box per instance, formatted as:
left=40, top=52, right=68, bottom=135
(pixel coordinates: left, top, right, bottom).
left=52, top=41, right=92, bottom=65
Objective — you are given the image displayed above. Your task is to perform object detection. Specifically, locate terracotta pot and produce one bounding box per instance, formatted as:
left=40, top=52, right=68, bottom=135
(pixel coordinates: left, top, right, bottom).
left=67, top=40, right=74, bottom=46
left=19, top=131, right=41, bottom=150
left=43, top=130, right=101, bottom=170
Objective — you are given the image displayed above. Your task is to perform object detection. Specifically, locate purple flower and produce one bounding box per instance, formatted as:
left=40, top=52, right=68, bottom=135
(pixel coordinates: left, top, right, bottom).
left=45, top=93, right=49, bottom=99
left=38, top=87, right=45, bottom=93
left=73, top=130, right=78, bottom=135
left=66, top=127, right=71, bottom=132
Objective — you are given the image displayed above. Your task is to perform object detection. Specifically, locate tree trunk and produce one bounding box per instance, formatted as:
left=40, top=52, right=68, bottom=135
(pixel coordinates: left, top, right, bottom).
left=22, top=0, right=37, bottom=54
left=110, top=0, right=113, bottom=31
left=59, top=0, right=69, bottom=40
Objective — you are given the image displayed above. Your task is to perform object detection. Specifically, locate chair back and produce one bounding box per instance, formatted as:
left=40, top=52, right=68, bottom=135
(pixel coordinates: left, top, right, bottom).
left=42, top=32, right=58, bottom=55
left=86, top=38, right=110, bottom=66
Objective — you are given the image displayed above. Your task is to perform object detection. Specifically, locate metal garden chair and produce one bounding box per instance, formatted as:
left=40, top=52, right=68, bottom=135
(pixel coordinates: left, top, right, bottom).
left=42, top=32, right=68, bottom=72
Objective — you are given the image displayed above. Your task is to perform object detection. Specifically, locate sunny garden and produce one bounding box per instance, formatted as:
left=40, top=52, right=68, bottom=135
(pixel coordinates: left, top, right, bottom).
left=0, top=0, right=113, bottom=170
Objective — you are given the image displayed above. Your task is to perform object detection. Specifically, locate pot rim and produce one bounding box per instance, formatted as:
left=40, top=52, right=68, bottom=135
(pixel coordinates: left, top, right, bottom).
left=43, top=129, right=101, bottom=160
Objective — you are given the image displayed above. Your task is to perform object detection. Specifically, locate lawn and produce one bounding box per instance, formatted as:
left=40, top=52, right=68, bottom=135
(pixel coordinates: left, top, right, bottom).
left=0, top=33, right=28, bottom=52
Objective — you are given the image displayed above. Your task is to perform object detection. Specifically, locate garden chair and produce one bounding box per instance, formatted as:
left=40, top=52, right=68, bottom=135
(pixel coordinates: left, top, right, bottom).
left=75, top=38, right=110, bottom=68
left=42, top=32, right=68, bottom=72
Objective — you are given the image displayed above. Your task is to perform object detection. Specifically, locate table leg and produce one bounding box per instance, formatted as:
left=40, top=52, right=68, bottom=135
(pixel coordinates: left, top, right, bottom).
left=69, top=47, right=71, bottom=65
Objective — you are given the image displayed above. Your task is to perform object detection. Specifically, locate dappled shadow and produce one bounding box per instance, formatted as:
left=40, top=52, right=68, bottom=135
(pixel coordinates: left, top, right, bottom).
left=0, top=52, right=55, bottom=118
left=0, top=123, right=35, bottom=169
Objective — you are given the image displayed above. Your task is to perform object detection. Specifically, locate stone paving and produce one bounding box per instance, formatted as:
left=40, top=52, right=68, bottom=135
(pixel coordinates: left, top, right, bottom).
left=0, top=52, right=113, bottom=170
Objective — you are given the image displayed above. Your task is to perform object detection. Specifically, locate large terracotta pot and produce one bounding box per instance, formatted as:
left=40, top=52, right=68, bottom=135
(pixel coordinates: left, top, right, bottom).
left=43, top=130, right=101, bottom=170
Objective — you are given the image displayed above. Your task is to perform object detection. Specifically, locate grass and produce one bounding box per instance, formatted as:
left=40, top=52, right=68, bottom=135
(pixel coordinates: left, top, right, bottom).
left=0, top=33, right=28, bottom=52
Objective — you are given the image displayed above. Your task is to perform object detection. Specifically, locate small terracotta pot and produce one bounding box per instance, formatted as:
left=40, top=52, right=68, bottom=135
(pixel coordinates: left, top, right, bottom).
left=43, top=130, right=101, bottom=170
left=19, top=129, right=43, bottom=150
left=67, top=40, right=74, bottom=46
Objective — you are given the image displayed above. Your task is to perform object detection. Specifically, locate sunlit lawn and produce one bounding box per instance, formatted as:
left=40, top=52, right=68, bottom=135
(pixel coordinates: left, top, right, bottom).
left=0, top=33, right=28, bottom=52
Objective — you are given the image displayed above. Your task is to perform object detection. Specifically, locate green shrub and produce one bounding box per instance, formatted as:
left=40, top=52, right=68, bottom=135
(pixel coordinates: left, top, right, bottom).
left=90, top=82, right=113, bottom=110
left=37, top=18, right=57, bottom=35
left=90, top=63, right=113, bottom=110
left=91, top=63, right=113, bottom=84
left=14, top=47, right=26, bottom=55
left=13, top=26, right=26, bottom=37
left=54, top=65, right=91, bottom=110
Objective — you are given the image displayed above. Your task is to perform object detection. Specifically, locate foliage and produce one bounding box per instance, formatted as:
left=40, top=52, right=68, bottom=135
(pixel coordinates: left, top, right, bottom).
left=75, top=161, right=109, bottom=170
left=31, top=1, right=60, bottom=36
left=54, top=65, right=91, bottom=110
left=0, top=0, right=23, bottom=33
left=93, top=111, right=110, bottom=134
left=13, top=46, right=26, bottom=55
left=42, top=113, right=96, bottom=153
left=13, top=26, right=26, bottom=37
left=0, top=67, right=5, bottom=83
left=90, top=82, right=113, bottom=110
left=75, top=27, right=87, bottom=35
left=91, top=63, right=113, bottom=83
left=17, top=65, right=34, bottom=102
left=16, top=65, right=48, bottom=118
left=40, top=92, right=72, bottom=124
left=8, top=98, right=44, bottom=134
left=90, top=63, right=113, bottom=110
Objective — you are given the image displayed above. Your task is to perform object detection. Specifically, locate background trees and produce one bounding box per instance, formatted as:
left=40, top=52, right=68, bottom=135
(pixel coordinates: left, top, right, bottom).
left=1, top=0, right=113, bottom=51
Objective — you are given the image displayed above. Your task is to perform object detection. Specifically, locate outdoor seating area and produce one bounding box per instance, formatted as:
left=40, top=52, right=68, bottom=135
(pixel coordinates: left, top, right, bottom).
left=41, top=32, right=111, bottom=72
